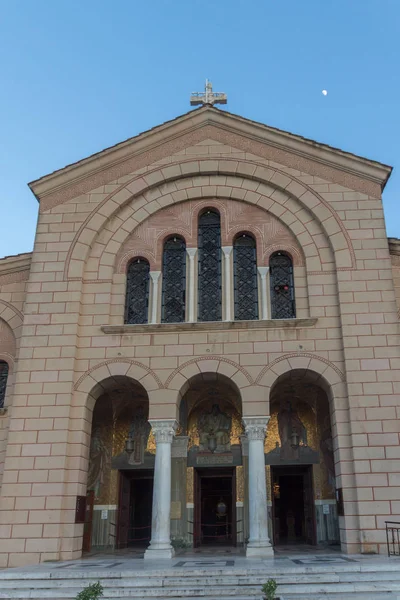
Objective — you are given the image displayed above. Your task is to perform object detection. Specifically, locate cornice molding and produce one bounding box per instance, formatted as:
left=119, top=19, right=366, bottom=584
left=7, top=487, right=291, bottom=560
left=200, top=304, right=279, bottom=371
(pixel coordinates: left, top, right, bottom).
left=29, top=108, right=391, bottom=208
left=0, top=253, right=32, bottom=275
left=0, top=253, right=32, bottom=286
left=389, top=238, right=400, bottom=257
left=101, top=318, right=317, bottom=335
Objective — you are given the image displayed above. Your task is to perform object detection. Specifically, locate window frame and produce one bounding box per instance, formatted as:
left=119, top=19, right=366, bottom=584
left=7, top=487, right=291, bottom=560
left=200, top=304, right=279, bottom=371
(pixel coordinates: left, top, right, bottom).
left=124, top=257, right=151, bottom=325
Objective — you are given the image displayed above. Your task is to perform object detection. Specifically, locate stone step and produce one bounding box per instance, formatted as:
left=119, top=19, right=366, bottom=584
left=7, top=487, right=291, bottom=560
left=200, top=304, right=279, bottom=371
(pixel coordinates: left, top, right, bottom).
left=1, top=581, right=400, bottom=599
left=1, top=563, right=400, bottom=599
left=2, top=570, right=400, bottom=588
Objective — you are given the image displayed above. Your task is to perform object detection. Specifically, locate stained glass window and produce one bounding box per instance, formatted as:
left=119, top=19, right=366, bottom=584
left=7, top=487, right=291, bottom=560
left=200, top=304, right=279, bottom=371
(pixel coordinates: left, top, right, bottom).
left=125, top=258, right=150, bottom=324
left=0, top=361, right=8, bottom=409
left=198, top=209, right=222, bottom=321
left=234, top=234, right=258, bottom=320
left=161, top=236, right=186, bottom=323
left=270, top=252, right=296, bottom=319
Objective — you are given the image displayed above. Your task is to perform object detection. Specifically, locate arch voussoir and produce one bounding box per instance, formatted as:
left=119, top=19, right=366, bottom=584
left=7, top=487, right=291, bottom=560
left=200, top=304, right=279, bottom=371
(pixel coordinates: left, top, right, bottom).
left=65, top=156, right=355, bottom=281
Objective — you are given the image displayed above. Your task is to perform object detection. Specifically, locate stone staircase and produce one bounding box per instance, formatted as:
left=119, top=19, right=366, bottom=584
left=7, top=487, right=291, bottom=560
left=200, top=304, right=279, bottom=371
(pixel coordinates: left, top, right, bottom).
left=0, top=561, right=400, bottom=599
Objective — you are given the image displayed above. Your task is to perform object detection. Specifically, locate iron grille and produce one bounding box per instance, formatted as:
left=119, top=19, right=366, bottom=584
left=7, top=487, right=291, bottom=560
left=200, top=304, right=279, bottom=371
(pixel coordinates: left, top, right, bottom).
left=0, top=361, right=8, bottom=408
left=270, top=252, right=296, bottom=319
left=386, top=521, right=400, bottom=557
left=125, top=259, right=150, bottom=324
left=234, top=235, right=258, bottom=320
left=198, top=210, right=222, bottom=322
left=161, top=237, right=186, bottom=323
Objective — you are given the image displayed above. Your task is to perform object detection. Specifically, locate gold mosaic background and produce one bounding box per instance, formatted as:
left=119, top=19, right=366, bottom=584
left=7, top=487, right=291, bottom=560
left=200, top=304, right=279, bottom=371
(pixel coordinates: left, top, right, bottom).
left=265, top=384, right=336, bottom=500
left=88, top=387, right=151, bottom=506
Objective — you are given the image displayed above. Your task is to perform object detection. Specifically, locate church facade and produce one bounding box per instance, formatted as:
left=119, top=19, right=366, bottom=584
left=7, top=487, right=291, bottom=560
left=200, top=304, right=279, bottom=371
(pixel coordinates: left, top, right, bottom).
left=0, top=105, right=400, bottom=568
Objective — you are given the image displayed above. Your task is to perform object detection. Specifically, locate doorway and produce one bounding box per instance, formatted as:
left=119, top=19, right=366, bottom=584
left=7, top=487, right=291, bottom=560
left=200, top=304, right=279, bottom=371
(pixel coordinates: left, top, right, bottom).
left=117, top=470, right=153, bottom=548
left=194, top=468, right=236, bottom=547
left=271, top=465, right=316, bottom=546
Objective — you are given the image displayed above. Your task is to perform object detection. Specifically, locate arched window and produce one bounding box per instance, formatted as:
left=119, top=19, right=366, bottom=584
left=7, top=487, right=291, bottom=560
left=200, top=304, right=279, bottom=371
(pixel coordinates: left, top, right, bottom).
left=125, top=258, right=150, bottom=324
left=198, top=209, right=222, bottom=321
left=161, top=236, right=186, bottom=323
left=0, top=361, right=9, bottom=409
left=270, top=252, right=296, bottom=319
left=234, top=234, right=258, bottom=320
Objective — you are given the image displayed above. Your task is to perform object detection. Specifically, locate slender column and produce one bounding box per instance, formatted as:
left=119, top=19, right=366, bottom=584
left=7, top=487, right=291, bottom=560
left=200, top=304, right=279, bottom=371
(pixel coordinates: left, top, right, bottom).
left=257, top=267, right=269, bottom=320
left=144, top=420, right=177, bottom=560
left=243, top=417, right=274, bottom=558
left=222, top=246, right=233, bottom=321
left=186, top=248, right=197, bottom=322
left=149, top=271, right=161, bottom=324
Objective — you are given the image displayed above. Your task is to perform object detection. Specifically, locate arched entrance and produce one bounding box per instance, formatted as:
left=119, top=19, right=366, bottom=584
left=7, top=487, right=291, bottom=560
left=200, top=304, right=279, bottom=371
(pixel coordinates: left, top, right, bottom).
left=178, top=373, right=243, bottom=548
left=266, top=369, right=339, bottom=549
left=84, top=376, right=152, bottom=553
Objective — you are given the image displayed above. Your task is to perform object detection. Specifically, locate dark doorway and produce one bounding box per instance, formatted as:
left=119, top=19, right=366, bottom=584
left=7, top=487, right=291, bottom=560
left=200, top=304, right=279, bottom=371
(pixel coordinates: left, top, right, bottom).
left=117, top=470, right=153, bottom=548
left=194, top=468, right=236, bottom=547
left=271, top=465, right=316, bottom=546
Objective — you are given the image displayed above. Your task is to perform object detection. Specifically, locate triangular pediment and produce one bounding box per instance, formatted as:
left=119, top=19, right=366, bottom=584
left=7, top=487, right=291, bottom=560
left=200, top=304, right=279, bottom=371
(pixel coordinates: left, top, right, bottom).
left=29, top=106, right=392, bottom=210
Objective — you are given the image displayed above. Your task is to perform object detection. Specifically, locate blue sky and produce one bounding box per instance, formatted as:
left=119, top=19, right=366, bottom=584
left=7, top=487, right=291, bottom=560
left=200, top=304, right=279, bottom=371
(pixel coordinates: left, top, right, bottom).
left=1, top=0, right=399, bottom=257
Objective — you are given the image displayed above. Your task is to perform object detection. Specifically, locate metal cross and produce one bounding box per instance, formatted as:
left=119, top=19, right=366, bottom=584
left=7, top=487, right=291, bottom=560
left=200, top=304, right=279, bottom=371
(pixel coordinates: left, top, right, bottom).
left=190, top=79, right=227, bottom=106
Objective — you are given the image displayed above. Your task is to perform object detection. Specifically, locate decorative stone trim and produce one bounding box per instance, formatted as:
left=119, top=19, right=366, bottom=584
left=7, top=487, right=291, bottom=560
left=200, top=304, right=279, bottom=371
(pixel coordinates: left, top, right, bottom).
left=171, top=436, right=189, bottom=458
left=150, top=420, right=178, bottom=444
left=255, top=351, right=345, bottom=384
left=64, top=154, right=358, bottom=281
left=101, top=317, right=317, bottom=335
left=243, top=417, right=270, bottom=441
left=73, top=358, right=164, bottom=391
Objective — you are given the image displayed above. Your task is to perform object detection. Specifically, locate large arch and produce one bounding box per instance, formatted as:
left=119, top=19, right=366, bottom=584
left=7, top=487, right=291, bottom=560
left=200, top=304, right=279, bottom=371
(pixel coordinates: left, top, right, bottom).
left=0, top=300, right=23, bottom=341
left=166, top=355, right=253, bottom=393
left=64, top=157, right=355, bottom=280
left=87, top=182, right=332, bottom=281
left=115, top=197, right=306, bottom=274
left=74, top=358, right=163, bottom=405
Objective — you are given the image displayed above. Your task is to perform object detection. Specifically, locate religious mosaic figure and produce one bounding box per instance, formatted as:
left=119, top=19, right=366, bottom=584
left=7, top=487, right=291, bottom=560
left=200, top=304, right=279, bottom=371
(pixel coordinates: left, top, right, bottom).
left=198, top=404, right=231, bottom=453
left=277, top=400, right=308, bottom=460
left=87, top=426, right=110, bottom=499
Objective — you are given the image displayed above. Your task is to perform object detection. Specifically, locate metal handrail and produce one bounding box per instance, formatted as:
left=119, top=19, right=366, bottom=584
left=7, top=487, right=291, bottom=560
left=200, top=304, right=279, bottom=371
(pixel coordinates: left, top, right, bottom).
left=385, top=521, right=400, bottom=557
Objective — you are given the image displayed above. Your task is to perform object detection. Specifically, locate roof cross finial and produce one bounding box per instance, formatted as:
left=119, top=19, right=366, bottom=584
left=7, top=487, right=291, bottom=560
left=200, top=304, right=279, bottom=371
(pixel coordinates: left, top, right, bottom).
left=190, top=79, right=227, bottom=107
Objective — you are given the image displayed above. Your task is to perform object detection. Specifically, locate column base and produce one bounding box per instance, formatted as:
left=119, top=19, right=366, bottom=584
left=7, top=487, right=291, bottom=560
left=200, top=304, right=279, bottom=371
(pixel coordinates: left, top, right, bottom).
left=144, top=546, right=175, bottom=560
left=246, top=543, right=274, bottom=559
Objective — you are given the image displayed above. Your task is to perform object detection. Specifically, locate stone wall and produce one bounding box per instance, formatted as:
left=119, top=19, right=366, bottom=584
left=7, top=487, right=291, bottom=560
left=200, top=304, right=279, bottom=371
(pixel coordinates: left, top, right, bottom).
left=0, top=254, right=30, bottom=490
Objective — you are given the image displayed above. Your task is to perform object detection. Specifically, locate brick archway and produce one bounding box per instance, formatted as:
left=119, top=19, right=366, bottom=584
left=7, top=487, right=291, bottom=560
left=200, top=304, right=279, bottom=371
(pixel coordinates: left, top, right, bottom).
left=64, top=157, right=355, bottom=281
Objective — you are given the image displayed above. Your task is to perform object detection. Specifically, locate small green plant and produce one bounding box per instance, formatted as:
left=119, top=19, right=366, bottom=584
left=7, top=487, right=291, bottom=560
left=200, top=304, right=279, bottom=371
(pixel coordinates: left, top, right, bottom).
left=262, top=578, right=278, bottom=600
left=76, top=582, right=104, bottom=600
left=171, top=535, right=191, bottom=549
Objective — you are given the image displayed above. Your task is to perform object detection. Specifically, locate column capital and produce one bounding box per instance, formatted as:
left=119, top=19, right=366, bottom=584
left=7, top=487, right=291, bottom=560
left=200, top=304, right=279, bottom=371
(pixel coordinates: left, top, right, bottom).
left=186, top=247, right=197, bottom=258
left=149, top=420, right=178, bottom=444
left=149, top=271, right=161, bottom=282
left=257, top=266, right=269, bottom=278
left=222, top=245, right=233, bottom=257
left=243, top=416, right=270, bottom=441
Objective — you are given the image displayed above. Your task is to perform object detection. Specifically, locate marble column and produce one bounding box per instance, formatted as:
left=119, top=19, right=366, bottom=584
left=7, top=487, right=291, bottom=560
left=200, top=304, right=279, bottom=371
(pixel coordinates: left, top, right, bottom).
left=257, top=267, right=269, bottom=320
left=222, top=246, right=233, bottom=321
left=144, top=420, right=177, bottom=560
left=243, top=416, right=274, bottom=558
left=149, top=271, right=161, bottom=324
left=186, top=248, right=197, bottom=322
